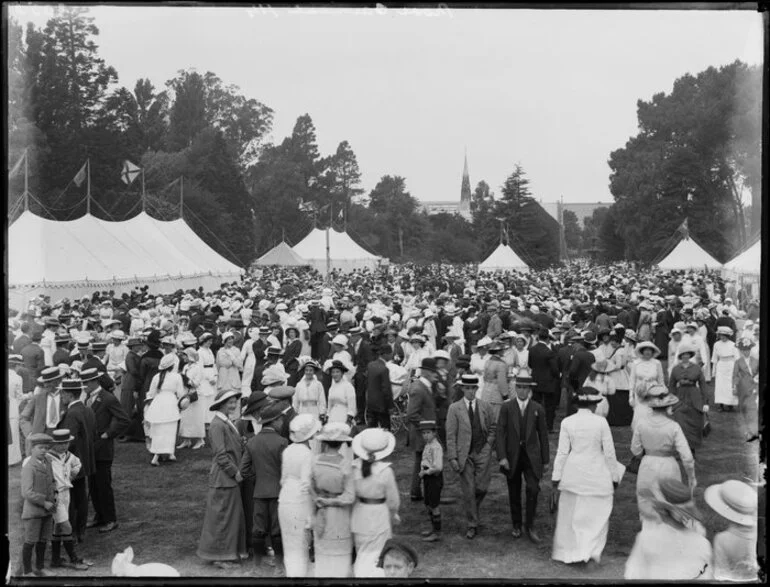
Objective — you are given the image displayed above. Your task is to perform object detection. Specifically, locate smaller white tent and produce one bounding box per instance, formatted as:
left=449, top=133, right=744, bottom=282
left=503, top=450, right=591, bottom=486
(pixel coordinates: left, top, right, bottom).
left=253, top=241, right=309, bottom=267
left=478, top=243, right=530, bottom=273
left=723, top=239, right=761, bottom=277
left=292, top=228, right=380, bottom=273
left=655, top=236, right=722, bottom=271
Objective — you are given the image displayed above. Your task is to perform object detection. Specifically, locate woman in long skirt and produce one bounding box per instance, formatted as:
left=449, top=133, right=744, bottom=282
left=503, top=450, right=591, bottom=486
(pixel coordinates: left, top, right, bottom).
left=606, top=335, right=633, bottom=426
left=293, top=359, right=327, bottom=453
left=278, top=414, right=321, bottom=577
left=350, top=428, right=400, bottom=578
left=630, top=385, right=695, bottom=525
left=197, top=390, right=248, bottom=569
left=669, top=343, right=709, bottom=456
left=310, top=423, right=355, bottom=578
left=628, top=342, right=665, bottom=431
left=216, top=332, right=242, bottom=396
left=711, top=327, right=739, bottom=411
left=177, top=347, right=206, bottom=450
left=552, top=388, right=624, bottom=565
left=197, top=333, right=218, bottom=424
left=240, top=327, right=259, bottom=399
left=8, top=355, right=24, bottom=465
left=144, top=354, right=185, bottom=466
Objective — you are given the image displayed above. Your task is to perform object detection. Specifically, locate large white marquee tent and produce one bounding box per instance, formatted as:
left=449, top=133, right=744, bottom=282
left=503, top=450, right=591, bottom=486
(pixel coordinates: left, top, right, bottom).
left=723, top=238, right=761, bottom=277
left=655, top=235, right=723, bottom=271
left=8, top=211, right=243, bottom=310
left=291, top=228, right=381, bottom=273
left=253, top=241, right=309, bottom=267
left=478, top=243, right=530, bottom=273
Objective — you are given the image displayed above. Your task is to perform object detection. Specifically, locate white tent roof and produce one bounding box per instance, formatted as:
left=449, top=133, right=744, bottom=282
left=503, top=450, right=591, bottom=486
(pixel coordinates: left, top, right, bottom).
left=9, top=211, right=242, bottom=290
left=723, top=239, right=761, bottom=276
left=478, top=243, right=530, bottom=272
left=254, top=241, right=309, bottom=267
left=292, top=228, right=379, bottom=272
left=655, top=236, right=723, bottom=271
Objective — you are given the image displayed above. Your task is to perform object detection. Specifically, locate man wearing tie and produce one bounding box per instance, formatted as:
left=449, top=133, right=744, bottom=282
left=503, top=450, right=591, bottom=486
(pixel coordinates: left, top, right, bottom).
left=528, top=328, right=560, bottom=432
left=20, top=367, right=66, bottom=447
left=445, top=374, right=496, bottom=539
left=497, top=375, right=549, bottom=544
left=81, top=368, right=130, bottom=534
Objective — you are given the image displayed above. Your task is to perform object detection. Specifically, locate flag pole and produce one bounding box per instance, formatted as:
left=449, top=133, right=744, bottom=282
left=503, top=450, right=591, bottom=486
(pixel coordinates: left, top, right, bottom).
left=141, top=167, right=146, bottom=212
left=180, top=175, right=184, bottom=219
left=326, top=203, right=332, bottom=282
left=23, top=148, right=29, bottom=212
left=86, top=158, right=91, bottom=215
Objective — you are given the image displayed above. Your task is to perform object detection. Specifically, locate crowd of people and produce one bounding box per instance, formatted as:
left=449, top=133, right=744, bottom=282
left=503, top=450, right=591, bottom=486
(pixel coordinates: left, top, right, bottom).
left=8, top=260, right=761, bottom=579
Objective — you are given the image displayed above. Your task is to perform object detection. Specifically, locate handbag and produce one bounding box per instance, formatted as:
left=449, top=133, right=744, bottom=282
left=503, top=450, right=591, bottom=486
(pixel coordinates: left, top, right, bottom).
left=702, top=413, right=712, bottom=438
left=627, top=451, right=644, bottom=475
left=187, top=389, right=199, bottom=403
left=550, top=491, right=559, bottom=514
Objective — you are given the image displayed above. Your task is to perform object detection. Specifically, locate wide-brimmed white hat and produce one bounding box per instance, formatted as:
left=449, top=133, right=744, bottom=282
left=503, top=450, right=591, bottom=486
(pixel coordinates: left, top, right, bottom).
left=676, top=342, right=698, bottom=359
left=636, top=341, right=661, bottom=357
left=716, top=326, right=734, bottom=337
left=158, top=354, right=176, bottom=371
left=476, top=336, right=493, bottom=348
left=331, top=334, right=349, bottom=346
left=289, top=413, right=321, bottom=443
left=316, top=422, right=353, bottom=443
left=352, top=428, right=396, bottom=462
left=704, top=480, right=757, bottom=526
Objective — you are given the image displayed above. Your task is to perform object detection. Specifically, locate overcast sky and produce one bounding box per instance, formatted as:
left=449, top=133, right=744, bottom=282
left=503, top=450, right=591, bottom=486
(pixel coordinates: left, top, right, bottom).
left=10, top=5, right=763, bottom=205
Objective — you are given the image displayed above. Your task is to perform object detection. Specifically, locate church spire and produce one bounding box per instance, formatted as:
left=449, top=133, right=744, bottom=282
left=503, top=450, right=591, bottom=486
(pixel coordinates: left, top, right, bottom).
left=459, top=149, right=471, bottom=221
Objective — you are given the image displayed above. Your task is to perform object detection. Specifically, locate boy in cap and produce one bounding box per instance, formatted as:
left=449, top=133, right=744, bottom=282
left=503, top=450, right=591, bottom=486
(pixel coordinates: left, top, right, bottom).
left=418, top=420, right=443, bottom=542
left=377, top=539, right=418, bottom=578
left=20, top=433, right=57, bottom=576
left=47, top=429, right=91, bottom=570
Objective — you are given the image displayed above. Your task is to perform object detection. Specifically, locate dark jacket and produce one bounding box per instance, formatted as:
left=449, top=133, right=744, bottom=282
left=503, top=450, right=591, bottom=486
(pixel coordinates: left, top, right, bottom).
left=59, top=400, right=97, bottom=478
left=89, top=388, right=130, bottom=461
left=241, top=427, right=288, bottom=499
left=366, top=358, right=393, bottom=413
left=21, top=454, right=56, bottom=519
left=567, top=346, right=596, bottom=390
left=138, top=348, right=163, bottom=402
left=496, top=398, right=549, bottom=480
left=406, top=378, right=436, bottom=452
left=528, top=341, right=559, bottom=395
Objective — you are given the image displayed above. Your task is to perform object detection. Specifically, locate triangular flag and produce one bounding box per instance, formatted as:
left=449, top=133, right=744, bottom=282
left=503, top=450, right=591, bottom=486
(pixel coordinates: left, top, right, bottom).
left=121, top=160, right=141, bottom=185
left=9, top=151, right=25, bottom=177
left=73, top=162, right=87, bottom=187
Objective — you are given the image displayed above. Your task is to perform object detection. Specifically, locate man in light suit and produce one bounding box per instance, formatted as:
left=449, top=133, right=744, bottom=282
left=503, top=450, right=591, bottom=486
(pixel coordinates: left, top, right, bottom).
left=406, top=357, right=439, bottom=502
left=497, top=375, right=549, bottom=544
left=445, top=374, right=496, bottom=539
left=20, top=367, right=66, bottom=442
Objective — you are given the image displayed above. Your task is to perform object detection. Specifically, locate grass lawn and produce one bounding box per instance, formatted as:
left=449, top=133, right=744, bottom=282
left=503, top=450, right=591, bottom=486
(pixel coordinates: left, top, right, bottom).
left=7, top=385, right=761, bottom=580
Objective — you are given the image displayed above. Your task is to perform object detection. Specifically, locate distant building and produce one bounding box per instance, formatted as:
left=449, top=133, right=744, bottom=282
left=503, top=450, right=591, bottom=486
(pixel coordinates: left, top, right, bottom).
left=420, top=152, right=473, bottom=221
left=539, top=201, right=610, bottom=228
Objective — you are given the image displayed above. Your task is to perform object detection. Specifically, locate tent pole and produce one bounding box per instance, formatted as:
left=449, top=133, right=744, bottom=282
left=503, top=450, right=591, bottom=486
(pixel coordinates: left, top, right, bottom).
left=23, top=148, right=29, bottom=212
left=86, top=158, right=91, bottom=215
left=180, top=175, right=184, bottom=219
left=326, top=204, right=332, bottom=282
left=141, top=168, right=146, bottom=212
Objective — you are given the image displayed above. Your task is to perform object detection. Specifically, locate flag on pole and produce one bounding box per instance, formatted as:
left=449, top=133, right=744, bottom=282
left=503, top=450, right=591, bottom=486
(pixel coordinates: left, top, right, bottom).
left=678, top=218, right=689, bottom=239
left=121, top=160, right=141, bottom=185
left=73, top=162, right=87, bottom=187
left=9, top=151, right=25, bottom=177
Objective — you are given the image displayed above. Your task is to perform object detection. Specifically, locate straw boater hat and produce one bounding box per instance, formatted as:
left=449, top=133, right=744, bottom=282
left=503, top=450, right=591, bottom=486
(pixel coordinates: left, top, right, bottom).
left=636, top=341, right=661, bottom=358
left=458, top=374, right=479, bottom=387
left=352, top=427, right=396, bottom=462
left=704, top=480, right=757, bottom=527
left=8, top=354, right=23, bottom=365
left=418, top=420, right=438, bottom=431
left=514, top=375, right=537, bottom=388
left=289, top=413, right=322, bottom=443
left=209, top=389, right=240, bottom=412
left=37, top=366, right=64, bottom=385
left=716, top=326, right=734, bottom=337
left=110, top=330, right=126, bottom=340
left=316, top=422, right=353, bottom=443
left=79, top=367, right=100, bottom=383
left=59, top=378, right=85, bottom=395
left=51, top=429, right=75, bottom=443
left=676, top=342, right=698, bottom=359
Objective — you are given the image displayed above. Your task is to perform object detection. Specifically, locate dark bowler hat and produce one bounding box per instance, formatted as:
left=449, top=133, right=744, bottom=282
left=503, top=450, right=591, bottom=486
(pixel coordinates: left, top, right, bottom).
left=242, top=390, right=272, bottom=417
left=419, top=357, right=439, bottom=373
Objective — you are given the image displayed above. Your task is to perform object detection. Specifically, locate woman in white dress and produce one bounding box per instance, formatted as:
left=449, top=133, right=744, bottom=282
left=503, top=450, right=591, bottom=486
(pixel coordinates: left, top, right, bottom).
left=582, top=361, right=613, bottom=419
left=8, top=354, right=24, bottom=465
left=628, top=342, right=665, bottom=431
left=145, top=353, right=186, bottom=466
left=326, top=361, right=357, bottom=426
left=177, top=347, right=206, bottom=450
left=197, top=333, right=218, bottom=425
left=552, top=387, right=624, bottom=565
left=278, top=414, right=321, bottom=577
left=470, top=337, right=492, bottom=400
left=403, top=335, right=430, bottom=379
left=630, top=384, right=695, bottom=525
left=350, top=428, right=400, bottom=578
left=239, top=327, right=259, bottom=399
left=667, top=327, right=684, bottom=377
left=711, top=326, right=739, bottom=412
left=326, top=334, right=355, bottom=384
left=215, top=332, right=242, bottom=395
left=293, top=358, right=327, bottom=422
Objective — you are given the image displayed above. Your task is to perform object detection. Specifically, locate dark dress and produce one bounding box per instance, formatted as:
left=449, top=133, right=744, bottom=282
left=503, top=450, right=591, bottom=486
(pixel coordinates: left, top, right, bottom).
left=669, top=362, right=708, bottom=451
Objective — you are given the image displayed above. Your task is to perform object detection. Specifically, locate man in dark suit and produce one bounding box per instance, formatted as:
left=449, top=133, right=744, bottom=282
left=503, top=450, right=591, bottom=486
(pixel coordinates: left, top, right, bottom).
left=12, top=321, right=32, bottom=354
left=59, top=378, right=97, bottom=544
left=21, top=330, right=46, bottom=394
left=308, top=301, right=328, bottom=361
left=528, top=328, right=560, bottom=432
left=385, top=329, right=405, bottom=365
left=445, top=374, right=496, bottom=539
left=496, top=376, right=549, bottom=544
left=52, top=336, right=72, bottom=366
left=251, top=327, right=271, bottom=369
left=406, top=358, right=439, bottom=501
left=366, top=345, right=394, bottom=429
left=84, top=341, right=115, bottom=393
left=81, top=368, right=130, bottom=533
left=566, top=332, right=597, bottom=416
left=350, top=327, right=373, bottom=424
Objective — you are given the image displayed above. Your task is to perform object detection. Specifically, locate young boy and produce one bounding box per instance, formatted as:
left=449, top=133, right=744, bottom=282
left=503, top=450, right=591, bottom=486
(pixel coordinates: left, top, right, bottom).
left=48, top=428, right=92, bottom=571
left=20, top=433, right=57, bottom=577
left=418, top=420, right=443, bottom=542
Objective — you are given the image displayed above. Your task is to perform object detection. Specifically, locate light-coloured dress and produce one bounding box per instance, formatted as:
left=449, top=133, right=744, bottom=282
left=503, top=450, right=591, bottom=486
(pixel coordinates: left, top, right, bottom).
left=198, top=347, right=218, bottom=425
left=350, top=460, right=400, bottom=578
left=179, top=360, right=206, bottom=439
left=293, top=377, right=327, bottom=420
left=552, top=409, right=624, bottom=564
left=216, top=346, right=242, bottom=394
left=711, top=339, right=739, bottom=406
left=630, top=411, right=694, bottom=524
left=240, top=338, right=257, bottom=397
left=278, top=442, right=314, bottom=577
left=145, top=371, right=185, bottom=455
left=470, top=352, right=489, bottom=400
left=327, top=379, right=356, bottom=424
left=625, top=521, right=713, bottom=580
left=8, top=368, right=23, bottom=465
left=310, top=452, right=355, bottom=577
left=628, top=358, right=665, bottom=431
left=712, top=525, right=760, bottom=581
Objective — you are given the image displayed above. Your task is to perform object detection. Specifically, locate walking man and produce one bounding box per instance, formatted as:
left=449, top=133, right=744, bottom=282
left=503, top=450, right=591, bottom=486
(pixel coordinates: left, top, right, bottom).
left=406, top=358, right=439, bottom=502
